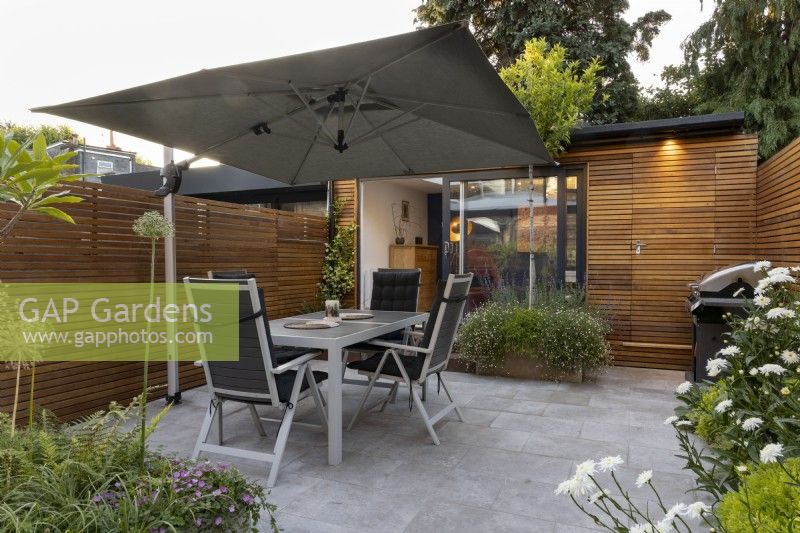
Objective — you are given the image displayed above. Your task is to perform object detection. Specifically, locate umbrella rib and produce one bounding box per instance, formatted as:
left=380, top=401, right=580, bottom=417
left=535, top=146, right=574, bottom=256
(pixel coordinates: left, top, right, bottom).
left=349, top=23, right=464, bottom=87
left=289, top=82, right=338, bottom=145
left=347, top=103, right=425, bottom=146
left=343, top=77, right=371, bottom=143
left=290, top=101, right=337, bottom=185
left=249, top=94, right=320, bottom=136
left=366, top=91, right=527, bottom=118
left=351, top=99, right=414, bottom=174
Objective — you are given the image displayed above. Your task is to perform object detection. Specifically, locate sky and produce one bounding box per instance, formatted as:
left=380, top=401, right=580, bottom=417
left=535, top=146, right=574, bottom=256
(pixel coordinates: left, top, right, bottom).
left=1, top=0, right=710, bottom=165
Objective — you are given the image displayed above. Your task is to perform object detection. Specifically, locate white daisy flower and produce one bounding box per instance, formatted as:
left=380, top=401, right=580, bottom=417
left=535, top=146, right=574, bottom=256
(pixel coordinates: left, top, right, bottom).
left=706, top=358, right=730, bottom=377
left=766, top=307, right=796, bottom=320
left=780, top=350, right=799, bottom=365
left=588, top=489, right=606, bottom=504
left=675, top=381, right=693, bottom=394
left=749, top=367, right=759, bottom=376
left=753, top=295, right=771, bottom=308
left=754, top=260, right=772, bottom=271
left=684, top=501, right=711, bottom=519
left=555, top=474, right=593, bottom=496
left=719, top=345, right=741, bottom=356
left=741, top=417, right=763, bottom=431
left=733, top=287, right=745, bottom=297
left=665, top=502, right=687, bottom=520
left=781, top=387, right=791, bottom=395
left=664, top=416, right=679, bottom=425
left=758, top=363, right=787, bottom=376
left=675, top=420, right=693, bottom=427
left=635, top=470, right=653, bottom=487
left=574, top=460, right=596, bottom=478
left=759, top=443, right=784, bottom=463
left=714, top=399, right=733, bottom=414
left=736, top=464, right=748, bottom=472
left=768, top=271, right=795, bottom=285
left=629, top=525, right=647, bottom=533
left=597, top=455, right=624, bottom=473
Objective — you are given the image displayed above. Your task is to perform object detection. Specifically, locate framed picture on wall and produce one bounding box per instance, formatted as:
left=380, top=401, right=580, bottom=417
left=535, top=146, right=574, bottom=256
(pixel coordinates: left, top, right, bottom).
left=401, top=200, right=410, bottom=221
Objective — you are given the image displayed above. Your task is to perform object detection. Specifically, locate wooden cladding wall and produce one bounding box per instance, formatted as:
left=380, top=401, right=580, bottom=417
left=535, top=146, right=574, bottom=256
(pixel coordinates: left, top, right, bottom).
left=560, top=134, right=759, bottom=369
left=0, top=182, right=326, bottom=422
left=757, top=137, right=800, bottom=264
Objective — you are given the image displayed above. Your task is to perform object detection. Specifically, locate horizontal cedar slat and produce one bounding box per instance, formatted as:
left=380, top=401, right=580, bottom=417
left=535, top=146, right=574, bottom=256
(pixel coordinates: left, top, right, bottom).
left=1, top=181, right=326, bottom=422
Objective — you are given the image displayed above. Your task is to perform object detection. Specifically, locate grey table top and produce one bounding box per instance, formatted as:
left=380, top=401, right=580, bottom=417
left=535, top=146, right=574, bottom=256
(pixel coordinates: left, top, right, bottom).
left=269, top=309, right=428, bottom=349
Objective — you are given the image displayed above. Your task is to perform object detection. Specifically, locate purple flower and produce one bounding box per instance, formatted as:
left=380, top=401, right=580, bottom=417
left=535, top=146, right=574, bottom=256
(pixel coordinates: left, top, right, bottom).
left=114, top=481, right=121, bottom=488
left=229, top=504, right=236, bottom=513
left=92, top=495, right=102, bottom=503
left=194, top=490, right=202, bottom=498
left=214, top=516, right=223, bottom=526
left=198, top=480, right=206, bottom=489
left=219, top=486, right=228, bottom=494
left=180, top=470, right=189, bottom=478
left=195, top=470, right=204, bottom=477
left=212, top=489, right=221, bottom=497
left=173, top=472, right=181, bottom=479
left=242, top=493, right=254, bottom=505
left=195, top=518, right=203, bottom=527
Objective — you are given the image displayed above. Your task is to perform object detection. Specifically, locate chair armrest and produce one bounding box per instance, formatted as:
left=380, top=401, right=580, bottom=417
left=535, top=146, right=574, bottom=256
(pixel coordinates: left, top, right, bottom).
left=272, top=351, right=321, bottom=374
left=366, top=339, right=431, bottom=354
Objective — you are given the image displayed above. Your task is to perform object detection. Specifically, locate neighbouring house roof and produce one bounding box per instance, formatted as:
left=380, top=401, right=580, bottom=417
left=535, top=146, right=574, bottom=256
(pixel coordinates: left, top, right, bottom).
left=47, top=140, right=138, bottom=158
left=102, top=164, right=311, bottom=195
left=569, top=112, right=745, bottom=147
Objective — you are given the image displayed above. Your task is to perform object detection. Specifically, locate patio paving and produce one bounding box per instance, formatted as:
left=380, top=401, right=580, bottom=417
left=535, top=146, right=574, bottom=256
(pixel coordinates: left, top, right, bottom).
left=145, top=365, right=695, bottom=532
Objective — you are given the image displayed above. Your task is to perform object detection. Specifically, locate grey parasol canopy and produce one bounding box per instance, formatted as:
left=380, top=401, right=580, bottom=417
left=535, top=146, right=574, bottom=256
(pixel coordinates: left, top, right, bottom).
left=33, top=22, right=552, bottom=184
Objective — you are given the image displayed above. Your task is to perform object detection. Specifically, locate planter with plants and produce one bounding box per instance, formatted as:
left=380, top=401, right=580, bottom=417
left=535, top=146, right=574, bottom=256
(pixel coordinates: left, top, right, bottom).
left=456, top=287, right=612, bottom=382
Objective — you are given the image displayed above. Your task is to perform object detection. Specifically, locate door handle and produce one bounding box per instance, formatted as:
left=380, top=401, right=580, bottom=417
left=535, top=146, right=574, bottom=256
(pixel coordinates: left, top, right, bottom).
left=632, top=240, right=648, bottom=255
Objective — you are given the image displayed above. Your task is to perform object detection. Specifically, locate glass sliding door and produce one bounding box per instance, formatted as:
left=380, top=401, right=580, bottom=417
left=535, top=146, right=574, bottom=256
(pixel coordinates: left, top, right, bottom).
left=443, top=167, right=584, bottom=311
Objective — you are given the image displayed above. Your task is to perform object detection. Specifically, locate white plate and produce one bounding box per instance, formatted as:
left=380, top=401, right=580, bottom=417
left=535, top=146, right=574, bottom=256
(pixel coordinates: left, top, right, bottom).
left=340, top=312, right=375, bottom=320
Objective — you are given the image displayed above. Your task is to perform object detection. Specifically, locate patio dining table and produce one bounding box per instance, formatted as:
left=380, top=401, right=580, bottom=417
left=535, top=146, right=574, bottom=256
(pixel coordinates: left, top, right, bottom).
left=269, top=309, right=428, bottom=465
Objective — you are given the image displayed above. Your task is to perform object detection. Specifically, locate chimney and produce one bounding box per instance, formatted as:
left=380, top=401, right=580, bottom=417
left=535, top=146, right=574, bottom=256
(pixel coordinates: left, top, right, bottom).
left=106, top=129, right=119, bottom=150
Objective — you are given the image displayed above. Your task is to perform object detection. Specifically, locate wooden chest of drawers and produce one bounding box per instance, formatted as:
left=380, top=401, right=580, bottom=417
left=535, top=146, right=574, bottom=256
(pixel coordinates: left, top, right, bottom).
left=389, top=244, right=439, bottom=311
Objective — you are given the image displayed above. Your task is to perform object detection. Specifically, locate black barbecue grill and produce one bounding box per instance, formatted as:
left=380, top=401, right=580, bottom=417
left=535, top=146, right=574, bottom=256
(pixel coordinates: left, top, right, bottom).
left=687, top=263, right=765, bottom=381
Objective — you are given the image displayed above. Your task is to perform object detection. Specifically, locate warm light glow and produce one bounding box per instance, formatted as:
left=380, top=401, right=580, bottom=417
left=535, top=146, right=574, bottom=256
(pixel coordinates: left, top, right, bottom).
left=449, top=217, right=473, bottom=242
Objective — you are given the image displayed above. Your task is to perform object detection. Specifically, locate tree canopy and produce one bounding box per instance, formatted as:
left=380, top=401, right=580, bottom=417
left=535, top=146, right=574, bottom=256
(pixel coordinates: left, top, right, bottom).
left=500, top=38, right=603, bottom=156
left=0, top=121, right=76, bottom=146
left=415, top=0, right=670, bottom=124
left=677, top=0, right=799, bottom=159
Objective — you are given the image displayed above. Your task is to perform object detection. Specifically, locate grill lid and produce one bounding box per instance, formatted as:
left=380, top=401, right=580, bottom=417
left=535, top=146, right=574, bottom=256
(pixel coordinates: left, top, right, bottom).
left=696, top=262, right=764, bottom=294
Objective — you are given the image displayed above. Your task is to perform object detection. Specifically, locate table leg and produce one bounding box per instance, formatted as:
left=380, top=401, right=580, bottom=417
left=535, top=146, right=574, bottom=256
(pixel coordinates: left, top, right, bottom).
left=327, top=346, right=343, bottom=465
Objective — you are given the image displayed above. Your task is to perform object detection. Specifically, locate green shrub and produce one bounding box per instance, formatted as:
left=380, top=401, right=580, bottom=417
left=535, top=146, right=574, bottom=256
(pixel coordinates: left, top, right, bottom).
left=668, top=261, right=800, bottom=499
left=717, top=459, right=800, bottom=533
left=0, top=401, right=276, bottom=532
left=457, top=296, right=611, bottom=375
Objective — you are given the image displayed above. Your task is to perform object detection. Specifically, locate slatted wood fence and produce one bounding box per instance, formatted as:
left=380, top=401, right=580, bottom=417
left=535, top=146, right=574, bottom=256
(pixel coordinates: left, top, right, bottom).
left=757, top=137, right=800, bottom=263
left=0, top=182, right=326, bottom=422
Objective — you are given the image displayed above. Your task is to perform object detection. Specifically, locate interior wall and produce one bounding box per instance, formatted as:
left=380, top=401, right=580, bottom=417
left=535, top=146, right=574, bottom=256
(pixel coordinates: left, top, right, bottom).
left=359, top=179, right=429, bottom=308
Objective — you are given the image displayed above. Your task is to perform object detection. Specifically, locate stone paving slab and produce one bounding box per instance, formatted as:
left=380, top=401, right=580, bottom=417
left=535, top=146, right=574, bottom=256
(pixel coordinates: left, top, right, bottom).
left=146, top=365, right=694, bottom=532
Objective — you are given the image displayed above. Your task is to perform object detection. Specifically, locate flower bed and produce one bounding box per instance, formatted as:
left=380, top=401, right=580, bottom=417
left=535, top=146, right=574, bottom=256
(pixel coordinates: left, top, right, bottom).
left=556, top=261, right=800, bottom=531
left=0, top=400, right=277, bottom=532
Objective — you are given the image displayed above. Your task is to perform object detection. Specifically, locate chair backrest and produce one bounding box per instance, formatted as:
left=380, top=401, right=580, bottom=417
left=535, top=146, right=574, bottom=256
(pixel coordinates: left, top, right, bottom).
left=419, top=273, right=473, bottom=376
left=208, top=269, right=249, bottom=280
left=184, top=276, right=279, bottom=404
left=370, top=268, right=421, bottom=312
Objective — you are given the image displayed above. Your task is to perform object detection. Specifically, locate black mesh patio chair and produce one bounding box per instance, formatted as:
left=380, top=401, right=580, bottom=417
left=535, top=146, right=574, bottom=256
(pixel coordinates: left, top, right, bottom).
left=207, top=270, right=311, bottom=367
left=346, top=273, right=472, bottom=445
left=343, top=268, right=421, bottom=390
left=184, top=276, right=327, bottom=487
